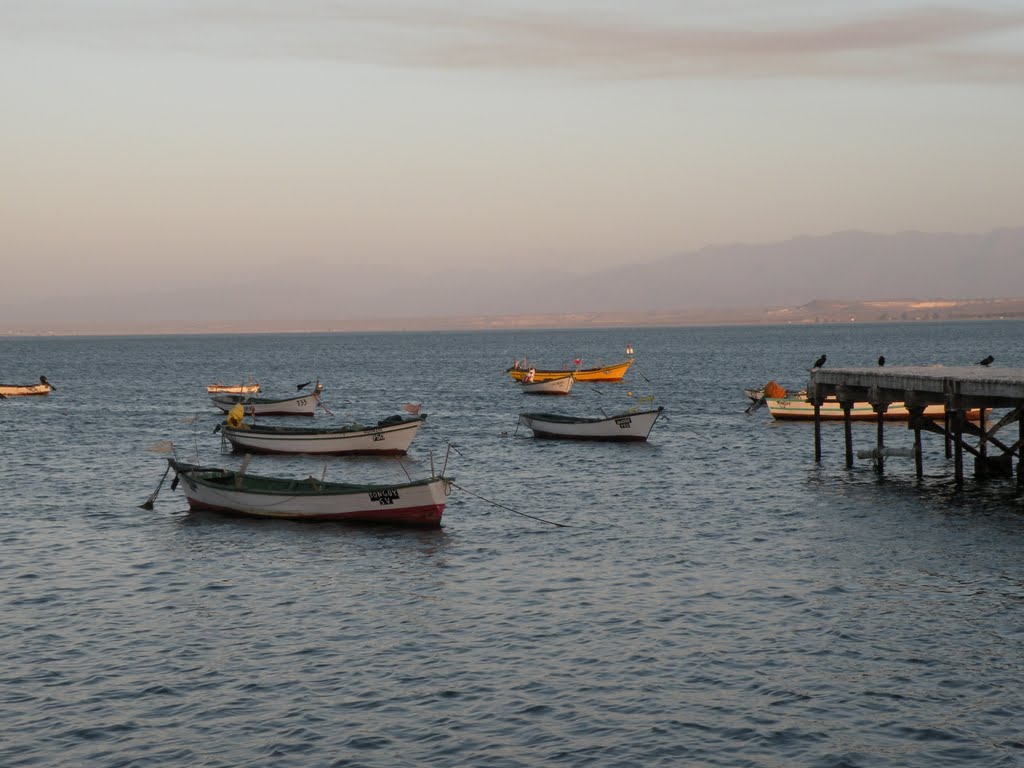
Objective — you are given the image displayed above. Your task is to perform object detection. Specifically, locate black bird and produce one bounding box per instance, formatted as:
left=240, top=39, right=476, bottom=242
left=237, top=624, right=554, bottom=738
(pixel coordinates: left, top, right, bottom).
left=812, top=354, right=826, bottom=369
left=978, top=355, right=994, bottom=366
left=878, top=356, right=885, bottom=367
left=296, top=380, right=313, bottom=391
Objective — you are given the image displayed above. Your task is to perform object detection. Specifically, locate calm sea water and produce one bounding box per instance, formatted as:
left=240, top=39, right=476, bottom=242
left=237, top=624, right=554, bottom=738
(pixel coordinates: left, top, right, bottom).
left=2, top=322, right=1023, bottom=767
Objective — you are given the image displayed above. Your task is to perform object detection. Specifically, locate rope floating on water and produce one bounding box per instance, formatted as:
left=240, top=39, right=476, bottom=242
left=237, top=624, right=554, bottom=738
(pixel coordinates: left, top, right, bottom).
left=451, top=482, right=567, bottom=528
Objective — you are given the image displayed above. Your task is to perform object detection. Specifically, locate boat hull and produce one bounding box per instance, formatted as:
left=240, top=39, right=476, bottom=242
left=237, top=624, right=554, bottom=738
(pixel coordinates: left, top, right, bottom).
left=520, top=375, right=575, bottom=395
left=518, top=407, right=663, bottom=441
left=508, top=359, right=633, bottom=383
left=766, top=397, right=982, bottom=421
left=211, top=387, right=322, bottom=416
left=170, top=462, right=451, bottom=526
left=0, top=381, right=54, bottom=397
left=221, top=416, right=425, bottom=455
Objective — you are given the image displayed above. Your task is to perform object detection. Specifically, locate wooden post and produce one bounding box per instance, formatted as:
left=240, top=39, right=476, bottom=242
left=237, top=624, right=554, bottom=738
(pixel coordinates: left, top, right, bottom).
left=953, top=411, right=964, bottom=487
left=814, top=401, right=822, bottom=463
left=875, top=405, right=886, bottom=475
left=1019, top=414, right=1024, bottom=488
left=944, top=410, right=952, bottom=459
left=909, top=407, right=924, bottom=480
left=978, top=405, right=988, bottom=461
left=842, top=402, right=854, bottom=468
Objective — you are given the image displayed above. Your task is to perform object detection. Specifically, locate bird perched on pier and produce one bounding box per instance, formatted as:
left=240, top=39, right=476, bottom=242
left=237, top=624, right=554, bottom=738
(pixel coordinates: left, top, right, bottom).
left=978, top=355, right=994, bottom=366
left=878, top=356, right=886, bottom=367
left=811, top=354, right=826, bottom=370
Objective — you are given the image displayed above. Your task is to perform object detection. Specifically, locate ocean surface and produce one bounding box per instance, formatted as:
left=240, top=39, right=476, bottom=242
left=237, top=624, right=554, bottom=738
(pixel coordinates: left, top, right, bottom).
left=2, top=321, right=1023, bottom=767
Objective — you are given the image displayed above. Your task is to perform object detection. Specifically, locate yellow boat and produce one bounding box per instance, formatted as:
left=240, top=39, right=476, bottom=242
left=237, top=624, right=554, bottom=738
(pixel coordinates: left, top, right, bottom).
left=507, top=358, right=634, bottom=383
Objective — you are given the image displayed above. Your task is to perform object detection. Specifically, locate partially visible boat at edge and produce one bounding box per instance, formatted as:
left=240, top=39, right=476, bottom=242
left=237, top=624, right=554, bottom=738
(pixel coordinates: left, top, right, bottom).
left=0, top=376, right=56, bottom=397
left=211, top=382, right=323, bottom=416
left=219, top=414, right=426, bottom=455
left=167, top=459, right=452, bottom=526
left=507, top=359, right=634, bottom=383
left=518, top=407, right=664, bottom=441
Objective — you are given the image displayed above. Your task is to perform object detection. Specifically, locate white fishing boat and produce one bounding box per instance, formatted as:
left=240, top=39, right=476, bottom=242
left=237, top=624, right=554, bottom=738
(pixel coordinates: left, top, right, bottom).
left=167, top=460, right=453, bottom=526
left=518, top=407, right=664, bottom=441
left=519, top=373, right=575, bottom=395
left=0, top=376, right=56, bottom=397
left=219, top=414, right=426, bottom=455
left=746, top=380, right=983, bottom=421
left=210, top=382, right=323, bottom=416
left=206, top=379, right=261, bottom=395
left=764, top=396, right=982, bottom=421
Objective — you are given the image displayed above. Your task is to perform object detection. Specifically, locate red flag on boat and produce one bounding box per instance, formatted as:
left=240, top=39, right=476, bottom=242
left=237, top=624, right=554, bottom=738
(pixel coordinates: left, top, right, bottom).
left=402, top=402, right=421, bottom=414
left=574, top=358, right=582, bottom=365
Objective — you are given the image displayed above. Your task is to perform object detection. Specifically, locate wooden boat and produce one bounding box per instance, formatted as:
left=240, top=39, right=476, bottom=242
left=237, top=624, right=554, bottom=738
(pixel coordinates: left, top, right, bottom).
left=0, top=376, right=55, bottom=397
left=219, top=414, right=426, bottom=455
left=207, top=380, right=261, bottom=395
left=507, top=358, right=634, bottom=383
left=519, top=373, right=575, bottom=395
left=765, top=396, right=983, bottom=422
left=518, top=407, right=664, bottom=441
left=167, top=460, right=452, bottom=526
left=211, top=382, right=323, bottom=416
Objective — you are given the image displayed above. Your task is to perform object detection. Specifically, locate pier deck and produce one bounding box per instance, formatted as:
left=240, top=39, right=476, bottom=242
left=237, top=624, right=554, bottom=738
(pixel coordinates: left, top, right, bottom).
left=807, top=366, right=1024, bottom=485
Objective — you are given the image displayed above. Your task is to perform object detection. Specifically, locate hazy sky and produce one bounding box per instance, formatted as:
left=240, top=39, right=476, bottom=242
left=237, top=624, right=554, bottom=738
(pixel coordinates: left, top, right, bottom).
left=3, top=0, right=1024, bottom=316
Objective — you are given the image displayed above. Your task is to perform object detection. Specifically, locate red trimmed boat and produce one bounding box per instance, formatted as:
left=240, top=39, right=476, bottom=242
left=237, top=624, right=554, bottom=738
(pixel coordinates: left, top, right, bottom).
left=168, top=460, right=453, bottom=527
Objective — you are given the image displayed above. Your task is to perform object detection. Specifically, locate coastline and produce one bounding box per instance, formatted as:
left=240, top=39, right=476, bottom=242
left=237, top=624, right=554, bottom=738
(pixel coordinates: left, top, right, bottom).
left=3, top=297, right=1024, bottom=337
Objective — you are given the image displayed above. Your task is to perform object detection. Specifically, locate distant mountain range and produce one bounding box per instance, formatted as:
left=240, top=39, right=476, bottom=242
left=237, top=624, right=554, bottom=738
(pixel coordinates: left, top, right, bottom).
left=3, top=227, right=1023, bottom=334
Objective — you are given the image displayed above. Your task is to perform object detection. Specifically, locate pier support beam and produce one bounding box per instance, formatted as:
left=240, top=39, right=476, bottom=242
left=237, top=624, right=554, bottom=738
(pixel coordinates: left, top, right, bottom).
left=953, top=411, right=964, bottom=488
left=908, top=407, right=925, bottom=479
left=874, top=404, right=888, bottom=474
left=1018, top=415, right=1024, bottom=488
left=842, top=402, right=854, bottom=468
left=811, top=394, right=823, bottom=463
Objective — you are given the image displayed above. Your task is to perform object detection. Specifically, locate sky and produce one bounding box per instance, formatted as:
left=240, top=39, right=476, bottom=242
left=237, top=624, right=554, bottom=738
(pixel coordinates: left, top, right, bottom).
left=2, top=0, right=1024, bottom=325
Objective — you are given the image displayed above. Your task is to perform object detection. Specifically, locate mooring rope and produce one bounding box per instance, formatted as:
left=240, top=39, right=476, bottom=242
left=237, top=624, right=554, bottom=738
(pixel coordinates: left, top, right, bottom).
left=451, top=482, right=568, bottom=528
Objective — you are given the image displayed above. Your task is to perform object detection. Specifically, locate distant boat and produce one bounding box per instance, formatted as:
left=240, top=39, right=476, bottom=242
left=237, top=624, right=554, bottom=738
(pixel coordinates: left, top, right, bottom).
left=211, top=382, right=323, bottom=416
left=219, top=414, right=426, bottom=455
left=0, top=375, right=56, bottom=397
left=167, top=459, right=452, bottom=526
left=518, top=407, right=664, bottom=441
left=519, top=373, right=575, bottom=395
left=207, top=379, right=261, bottom=395
left=507, top=359, right=634, bottom=382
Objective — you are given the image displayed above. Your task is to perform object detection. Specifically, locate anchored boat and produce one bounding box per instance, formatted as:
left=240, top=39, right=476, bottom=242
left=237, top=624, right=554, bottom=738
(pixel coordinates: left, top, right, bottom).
left=218, top=414, right=426, bottom=455
left=518, top=373, right=575, bottom=395
left=206, top=379, right=261, bottom=395
left=0, top=376, right=56, bottom=397
left=167, top=459, right=453, bottom=526
left=518, top=407, right=664, bottom=441
left=211, top=382, right=324, bottom=416
left=507, top=359, right=633, bottom=383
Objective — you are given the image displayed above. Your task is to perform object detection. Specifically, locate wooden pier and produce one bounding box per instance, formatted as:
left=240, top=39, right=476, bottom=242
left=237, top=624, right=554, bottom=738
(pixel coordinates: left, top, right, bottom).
left=807, top=366, right=1024, bottom=486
